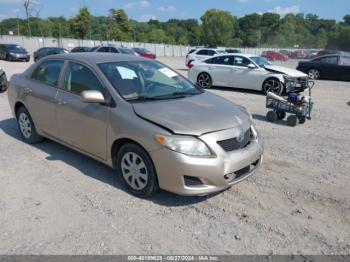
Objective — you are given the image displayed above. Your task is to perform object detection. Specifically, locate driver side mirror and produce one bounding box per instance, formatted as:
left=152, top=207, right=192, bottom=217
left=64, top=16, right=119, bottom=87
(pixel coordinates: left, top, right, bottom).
left=247, top=63, right=256, bottom=69
left=81, top=90, right=106, bottom=104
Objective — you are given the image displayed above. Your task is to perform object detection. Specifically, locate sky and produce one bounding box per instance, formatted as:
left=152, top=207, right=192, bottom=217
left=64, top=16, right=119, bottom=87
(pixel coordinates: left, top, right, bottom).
left=0, top=0, right=349, bottom=22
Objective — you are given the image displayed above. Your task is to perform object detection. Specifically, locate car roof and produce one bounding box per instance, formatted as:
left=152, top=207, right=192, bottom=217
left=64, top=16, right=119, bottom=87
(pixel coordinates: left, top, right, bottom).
left=45, top=52, right=145, bottom=64
left=210, top=53, right=256, bottom=58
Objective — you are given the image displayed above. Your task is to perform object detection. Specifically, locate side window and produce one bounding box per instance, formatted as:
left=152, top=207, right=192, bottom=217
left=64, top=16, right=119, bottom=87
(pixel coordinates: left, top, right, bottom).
left=110, top=47, right=119, bottom=53
left=196, top=50, right=208, bottom=56
left=233, top=56, right=251, bottom=67
left=340, top=57, right=350, bottom=65
left=205, top=58, right=214, bottom=64
left=64, top=63, right=104, bottom=94
left=207, top=50, right=216, bottom=56
left=318, top=56, right=338, bottom=65
left=31, top=60, right=64, bottom=87
left=213, top=56, right=233, bottom=65
left=97, top=47, right=110, bottom=52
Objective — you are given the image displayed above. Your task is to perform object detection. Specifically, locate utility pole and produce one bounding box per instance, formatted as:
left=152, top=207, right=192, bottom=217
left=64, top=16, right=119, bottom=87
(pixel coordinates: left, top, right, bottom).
left=23, top=0, right=32, bottom=37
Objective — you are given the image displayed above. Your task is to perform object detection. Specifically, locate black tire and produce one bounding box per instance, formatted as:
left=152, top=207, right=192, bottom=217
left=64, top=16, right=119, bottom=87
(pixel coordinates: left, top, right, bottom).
left=115, top=143, right=159, bottom=198
left=299, top=116, right=306, bottom=124
left=16, top=107, right=44, bottom=144
left=197, top=72, right=212, bottom=89
left=6, top=54, right=11, bottom=62
left=276, top=111, right=286, bottom=120
left=263, top=78, right=283, bottom=95
left=287, top=115, right=298, bottom=127
left=308, top=69, right=320, bottom=80
left=266, top=110, right=277, bottom=122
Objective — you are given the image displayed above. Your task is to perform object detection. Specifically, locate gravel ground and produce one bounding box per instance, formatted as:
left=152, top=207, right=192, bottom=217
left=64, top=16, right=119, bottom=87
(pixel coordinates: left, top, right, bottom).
left=0, top=57, right=349, bottom=255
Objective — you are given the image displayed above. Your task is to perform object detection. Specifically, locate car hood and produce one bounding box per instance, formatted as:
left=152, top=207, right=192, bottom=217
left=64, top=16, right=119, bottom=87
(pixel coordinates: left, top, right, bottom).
left=132, top=92, right=250, bottom=136
left=264, top=65, right=307, bottom=78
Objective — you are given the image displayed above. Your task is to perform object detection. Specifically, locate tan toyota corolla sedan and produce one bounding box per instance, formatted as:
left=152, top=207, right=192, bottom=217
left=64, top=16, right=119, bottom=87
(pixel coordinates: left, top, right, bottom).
left=7, top=53, right=263, bottom=197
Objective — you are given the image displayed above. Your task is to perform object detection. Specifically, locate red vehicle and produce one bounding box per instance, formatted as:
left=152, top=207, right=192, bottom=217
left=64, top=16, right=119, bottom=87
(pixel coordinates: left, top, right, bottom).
left=262, top=51, right=288, bottom=61
left=132, top=48, right=156, bottom=59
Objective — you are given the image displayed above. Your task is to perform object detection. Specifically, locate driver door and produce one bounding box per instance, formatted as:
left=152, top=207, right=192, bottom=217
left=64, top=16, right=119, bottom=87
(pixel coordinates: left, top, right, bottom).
left=55, top=62, right=108, bottom=160
left=229, top=56, right=265, bottom=90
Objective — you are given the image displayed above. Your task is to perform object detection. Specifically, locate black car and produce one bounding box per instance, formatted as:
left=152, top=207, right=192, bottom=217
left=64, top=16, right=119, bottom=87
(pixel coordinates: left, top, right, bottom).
left=225, top=49, right=241, bottom=54
left=71, top=46, right=91, bottom=53
left=297, top=55, right=350, bottom=81
left=0, top=68, right=8, bottom=93
left=0, top=44, right=30, bottom=62
left=33, top=47, right=69, bottom=62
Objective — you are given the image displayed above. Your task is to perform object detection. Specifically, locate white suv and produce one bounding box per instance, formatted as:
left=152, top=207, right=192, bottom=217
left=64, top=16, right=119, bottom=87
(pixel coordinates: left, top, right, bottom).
left=186, top=48, right=226, bottom=67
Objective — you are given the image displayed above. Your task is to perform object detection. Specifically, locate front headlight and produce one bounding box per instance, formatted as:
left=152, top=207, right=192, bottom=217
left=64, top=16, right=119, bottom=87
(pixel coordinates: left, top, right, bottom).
left=155, top=135, right=213, bottom=157
left=283, top=75, right=296, bottom=83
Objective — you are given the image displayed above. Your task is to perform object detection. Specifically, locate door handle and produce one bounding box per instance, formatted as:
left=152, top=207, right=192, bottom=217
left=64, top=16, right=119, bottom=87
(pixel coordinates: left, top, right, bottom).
left=57, top=99, right=67, bottom=105
left=24, top=87, right=32, bottom=94
left=209, top=66, right=217, bottom=70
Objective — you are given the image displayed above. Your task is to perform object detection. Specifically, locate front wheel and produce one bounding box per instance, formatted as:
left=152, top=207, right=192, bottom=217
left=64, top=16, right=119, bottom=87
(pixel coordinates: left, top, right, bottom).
left=16, top=107, right=44, bottom=144
left=116, top=143, right=159, bottom=198
left=263, top=78, right=283, bottom=95
left=308, top=69, right=320, bottom=80
left=197, top=73, right=212, bottom=89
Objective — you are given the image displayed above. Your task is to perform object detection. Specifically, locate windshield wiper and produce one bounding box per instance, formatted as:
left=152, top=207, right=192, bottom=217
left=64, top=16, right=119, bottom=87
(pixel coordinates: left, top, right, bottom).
left=126, top=96, right=163, bottom=102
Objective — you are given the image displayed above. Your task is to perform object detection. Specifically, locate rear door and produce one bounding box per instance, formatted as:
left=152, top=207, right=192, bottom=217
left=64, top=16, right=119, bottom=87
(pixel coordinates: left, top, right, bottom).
left=206, top=56, right=234, bottom=86
left=25, top=60, right=64, bottom=136
left=55, top=62, right=108, bottom=160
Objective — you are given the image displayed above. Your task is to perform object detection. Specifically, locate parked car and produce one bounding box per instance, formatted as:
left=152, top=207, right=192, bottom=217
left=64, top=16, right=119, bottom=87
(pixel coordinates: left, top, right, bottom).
left=71, top=46, right=91, bottom=53
left=225, top=49, right=241, bottom=54
left=186, top=48, right=226, bottom=68
left=0, top=68, right=7, bottom=93
left=315, top=50, right=338, bottom=58
left=132, top=48, right=156, bottom=59
left=8, top=53, right=263, bottom=197
left=0, top=44, right=30, bottom=62
left=279, top=50, right=292, bottom=57
left=33, top=47, right=69, bottom=62
left=290, top=50, right=307, bottom=59
left=93, top=45, right=139, bottom=56
left=188, top=54, right=308, bottom=95
left=262, top=51, right=288, bottom=62
left=297, top=55, right=350, bottom=81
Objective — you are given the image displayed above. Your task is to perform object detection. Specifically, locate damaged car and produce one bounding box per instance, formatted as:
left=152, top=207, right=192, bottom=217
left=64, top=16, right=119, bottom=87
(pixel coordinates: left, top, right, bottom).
left=7, top=53, right=263, bottom=197
left=188, top=54, right=309, bottom=95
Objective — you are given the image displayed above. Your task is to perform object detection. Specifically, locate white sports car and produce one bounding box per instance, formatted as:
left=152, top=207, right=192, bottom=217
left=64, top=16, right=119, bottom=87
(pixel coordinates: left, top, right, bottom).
left=188, top=54, right=309, bottom=95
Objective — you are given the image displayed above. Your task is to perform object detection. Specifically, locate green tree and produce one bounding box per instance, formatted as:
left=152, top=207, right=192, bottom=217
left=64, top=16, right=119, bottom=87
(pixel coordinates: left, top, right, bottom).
left=201, top=9, right=237, bottom=47
left=69, top=7, right=92, bottom=39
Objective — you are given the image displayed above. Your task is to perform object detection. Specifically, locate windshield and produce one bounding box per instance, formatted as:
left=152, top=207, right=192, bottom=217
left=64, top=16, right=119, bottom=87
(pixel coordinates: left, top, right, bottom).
left=216, top=50, right=226, bottom=54
left=250, top=56, right=271, bottom=67
left=7, top=45, right=26, bottom=52
left=99, top=60, right=202, bottom=101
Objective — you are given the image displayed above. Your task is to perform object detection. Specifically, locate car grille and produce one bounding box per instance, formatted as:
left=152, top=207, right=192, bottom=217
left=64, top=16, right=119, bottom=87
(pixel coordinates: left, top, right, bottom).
left=217, top=128, right=252, bottom=152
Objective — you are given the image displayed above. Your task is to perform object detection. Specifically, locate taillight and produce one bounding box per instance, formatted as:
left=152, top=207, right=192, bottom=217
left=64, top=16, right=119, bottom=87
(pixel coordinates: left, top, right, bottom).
left=188, top=63, right=194, bottom=69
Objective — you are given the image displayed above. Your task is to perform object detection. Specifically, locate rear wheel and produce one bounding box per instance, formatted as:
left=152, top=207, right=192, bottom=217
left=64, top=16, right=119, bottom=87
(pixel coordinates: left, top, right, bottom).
left=16, top=107, right=44, bottom=144
left=116, top=143, right=159, bottom=198
left=263, top=78, right=283, bottom=95
left=287, top=115, right=298, bottom=127
left=197, top=72, right=212, bottom=89
left=308, top=69, right=320, bottom=80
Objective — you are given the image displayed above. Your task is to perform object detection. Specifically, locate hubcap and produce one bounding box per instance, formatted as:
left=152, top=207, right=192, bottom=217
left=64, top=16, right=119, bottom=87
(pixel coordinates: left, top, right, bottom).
left=308, top=69, right=319, bottom=80
left=18, top=113, right=32, bottom=139
left=121, top=152, right=148, bottom=191
left=264, top=79, right=282, bottom=94
left=197, top=74, right=211, bottom=88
